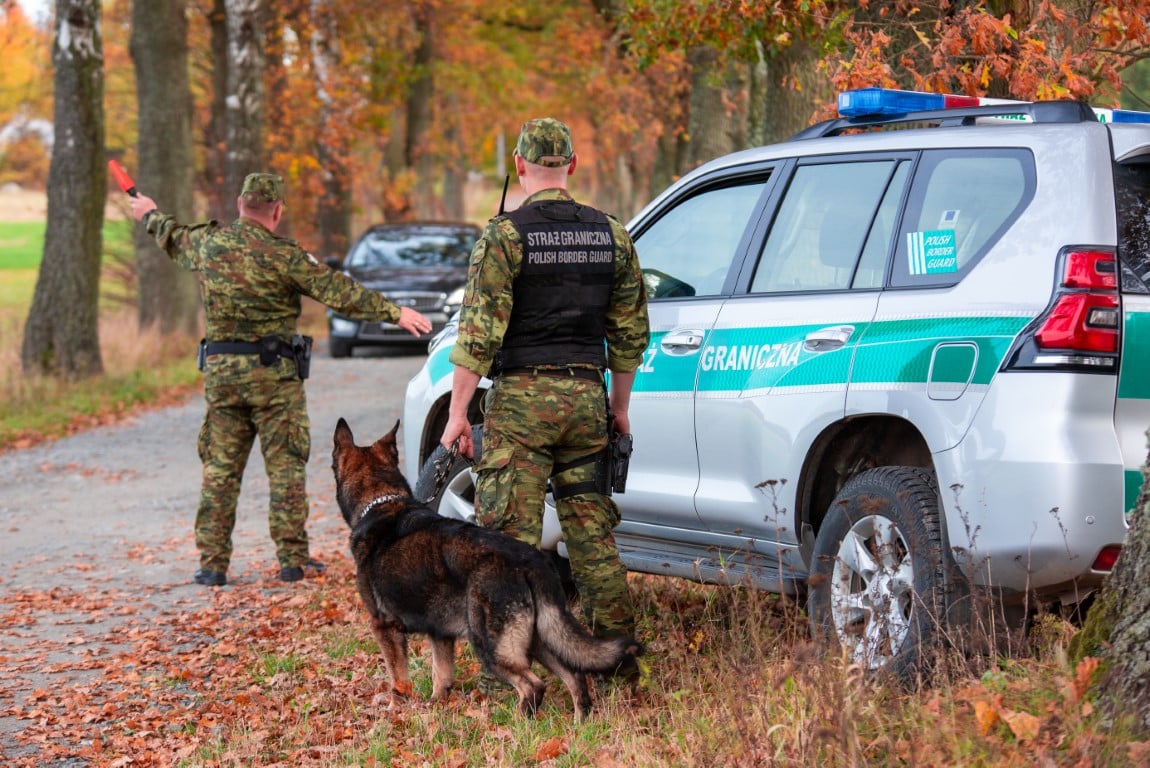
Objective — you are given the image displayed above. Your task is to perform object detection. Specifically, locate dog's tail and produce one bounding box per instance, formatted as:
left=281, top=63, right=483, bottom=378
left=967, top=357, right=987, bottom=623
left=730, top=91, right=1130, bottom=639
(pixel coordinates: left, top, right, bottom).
left=529, top=572, right=643, bottom=674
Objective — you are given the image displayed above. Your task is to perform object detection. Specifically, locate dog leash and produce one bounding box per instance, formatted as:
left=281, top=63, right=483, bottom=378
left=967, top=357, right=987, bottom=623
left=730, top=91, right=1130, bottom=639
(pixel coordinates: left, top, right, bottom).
left=423, top=439, right=461, bottom=504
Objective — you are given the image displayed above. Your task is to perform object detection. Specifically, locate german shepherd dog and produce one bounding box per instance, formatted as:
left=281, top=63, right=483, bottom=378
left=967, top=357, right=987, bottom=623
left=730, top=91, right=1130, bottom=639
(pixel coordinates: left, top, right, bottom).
left=331, top=418, right=642, bottom=720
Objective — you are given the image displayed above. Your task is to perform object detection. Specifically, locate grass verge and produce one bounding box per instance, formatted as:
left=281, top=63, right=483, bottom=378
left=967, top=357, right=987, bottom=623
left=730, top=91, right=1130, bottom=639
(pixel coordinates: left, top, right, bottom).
left=0, top=307, right=202, bottom=452
left=8, top=563, right=1136, bottom=767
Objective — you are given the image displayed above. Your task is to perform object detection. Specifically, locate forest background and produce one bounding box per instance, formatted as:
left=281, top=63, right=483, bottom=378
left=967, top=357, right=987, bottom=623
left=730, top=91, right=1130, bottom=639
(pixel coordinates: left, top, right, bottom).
left=9, top=0, right=1150, bottom=382
left=7, top=1, right=1150, bottom=263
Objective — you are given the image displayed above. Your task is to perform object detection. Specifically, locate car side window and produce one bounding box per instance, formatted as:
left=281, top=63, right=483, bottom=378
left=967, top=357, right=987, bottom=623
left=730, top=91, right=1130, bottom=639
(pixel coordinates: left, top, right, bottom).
left=634, top=178, right=769, bottom=299
left=892, top=149, right=1034, bottom=287
left=1115, top=159, right=1150, bottom=294
left=750, top=160, right=903, bottom=294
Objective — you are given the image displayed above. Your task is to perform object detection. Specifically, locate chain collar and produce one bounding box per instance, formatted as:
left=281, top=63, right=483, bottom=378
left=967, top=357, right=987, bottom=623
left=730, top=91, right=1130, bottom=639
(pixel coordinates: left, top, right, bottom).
left=358, top=494, right=407, bottom=521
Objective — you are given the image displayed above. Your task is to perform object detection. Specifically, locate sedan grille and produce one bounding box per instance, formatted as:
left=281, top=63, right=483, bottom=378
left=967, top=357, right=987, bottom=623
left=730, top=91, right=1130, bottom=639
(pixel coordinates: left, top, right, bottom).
left=357, top=291, right=447, bottom=340
left=386, top=291, right=446, bottom=313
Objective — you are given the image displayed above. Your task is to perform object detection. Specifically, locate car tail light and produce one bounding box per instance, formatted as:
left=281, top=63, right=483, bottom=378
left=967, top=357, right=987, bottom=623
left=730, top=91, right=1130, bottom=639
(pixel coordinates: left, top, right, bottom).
left=1003, top=248, right=1120, bottom=372
left=1091, top=545, right=1121, bottom=572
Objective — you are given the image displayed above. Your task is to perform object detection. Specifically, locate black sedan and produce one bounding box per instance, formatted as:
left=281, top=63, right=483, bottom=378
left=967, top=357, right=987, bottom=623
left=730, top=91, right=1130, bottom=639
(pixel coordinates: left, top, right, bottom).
left=326, top=221, right=481, bottom=357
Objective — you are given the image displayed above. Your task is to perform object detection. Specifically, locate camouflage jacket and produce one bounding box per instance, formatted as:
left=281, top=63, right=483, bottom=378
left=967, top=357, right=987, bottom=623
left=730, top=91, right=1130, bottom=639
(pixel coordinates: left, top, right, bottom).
left=450, top=189, right=650, bottom=377
left=144, top=212, right=401, bottom=341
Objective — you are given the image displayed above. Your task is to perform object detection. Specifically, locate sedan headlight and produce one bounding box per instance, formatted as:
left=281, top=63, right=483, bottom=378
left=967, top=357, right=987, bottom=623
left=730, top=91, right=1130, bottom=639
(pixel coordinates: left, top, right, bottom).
left=330, top=317, right=359, bottom=334
left=444, top=286, right=465, bottom=316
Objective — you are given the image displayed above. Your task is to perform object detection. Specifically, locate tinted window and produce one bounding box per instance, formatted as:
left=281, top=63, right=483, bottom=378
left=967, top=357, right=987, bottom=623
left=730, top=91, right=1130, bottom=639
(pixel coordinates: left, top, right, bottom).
left=634, top=178, right=769, bottom=299
left=891, top=149, right=1034, bottom=287
left=346, top=228, right=478, bottom=268
left=751, top=160, right=903, bottom=293
left=1115, top=159, right=1150, bottom=294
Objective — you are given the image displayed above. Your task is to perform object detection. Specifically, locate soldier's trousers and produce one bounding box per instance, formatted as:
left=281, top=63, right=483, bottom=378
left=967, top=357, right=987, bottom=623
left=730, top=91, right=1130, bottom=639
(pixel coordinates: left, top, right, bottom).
left=474, top=371, right=635, bottom=638
left=196, top=356, right=311, bottom=572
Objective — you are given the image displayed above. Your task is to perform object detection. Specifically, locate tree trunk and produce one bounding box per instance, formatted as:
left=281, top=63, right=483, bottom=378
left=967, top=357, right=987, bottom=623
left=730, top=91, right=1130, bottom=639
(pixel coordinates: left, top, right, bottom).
left=310, top=0, right=351, bottom=258
left=224, top=0, right=265, bottom=201
left=441, top=99, right=465, bottom=221
left=21, top=0, right=105, bottom=379
left=204, top=0, right=229, bottom=221
left=130, top=0, right=199, bottom=335
left=407, top=0, right=435, bottom=219
left=685, top=45, right=733, bottom=170
left=760, top=37, right=826, bottom=145
left=1095, top=460, right=1150, bottom=730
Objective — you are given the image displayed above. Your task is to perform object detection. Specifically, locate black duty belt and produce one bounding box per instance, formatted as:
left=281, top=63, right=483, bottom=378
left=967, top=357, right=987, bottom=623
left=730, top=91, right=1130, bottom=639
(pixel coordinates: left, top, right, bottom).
left=204, top=340, right=272, bottom=356
left=198, top=335, right=313, bottom=379
left=498, top=366, right=603, bottom=383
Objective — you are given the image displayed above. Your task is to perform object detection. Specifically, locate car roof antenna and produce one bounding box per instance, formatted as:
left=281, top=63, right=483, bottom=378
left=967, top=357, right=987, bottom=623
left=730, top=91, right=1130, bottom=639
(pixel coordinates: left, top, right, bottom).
left=498, top=174, right=510, bottom=216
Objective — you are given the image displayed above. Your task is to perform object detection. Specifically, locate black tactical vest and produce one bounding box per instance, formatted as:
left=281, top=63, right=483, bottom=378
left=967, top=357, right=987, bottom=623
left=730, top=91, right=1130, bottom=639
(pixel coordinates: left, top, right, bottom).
left=496, top=199, right=617, bottom=371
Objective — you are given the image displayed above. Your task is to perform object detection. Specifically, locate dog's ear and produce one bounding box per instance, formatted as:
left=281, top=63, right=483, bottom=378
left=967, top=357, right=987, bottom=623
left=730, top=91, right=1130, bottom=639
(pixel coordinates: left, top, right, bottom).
left=371, top=421, right=401, bottom=467
left=334, top=418, right=354, bottom=449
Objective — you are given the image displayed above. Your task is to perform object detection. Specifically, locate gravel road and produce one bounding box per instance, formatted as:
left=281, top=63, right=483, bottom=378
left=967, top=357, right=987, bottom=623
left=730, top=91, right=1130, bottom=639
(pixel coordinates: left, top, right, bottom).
left=0, top=343, right=428, bottom=761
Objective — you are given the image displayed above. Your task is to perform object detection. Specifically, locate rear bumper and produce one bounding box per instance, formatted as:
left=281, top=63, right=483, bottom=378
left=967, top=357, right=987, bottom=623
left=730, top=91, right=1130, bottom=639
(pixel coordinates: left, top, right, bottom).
left=935, top=373, right=1129, bottom=594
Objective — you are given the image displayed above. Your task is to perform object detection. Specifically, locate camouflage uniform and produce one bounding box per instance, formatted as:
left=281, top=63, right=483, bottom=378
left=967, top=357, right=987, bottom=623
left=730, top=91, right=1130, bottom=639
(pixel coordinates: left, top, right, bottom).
left=449, top=120, right=650, bottom=638
left=143, top=173, right=405, bottom=577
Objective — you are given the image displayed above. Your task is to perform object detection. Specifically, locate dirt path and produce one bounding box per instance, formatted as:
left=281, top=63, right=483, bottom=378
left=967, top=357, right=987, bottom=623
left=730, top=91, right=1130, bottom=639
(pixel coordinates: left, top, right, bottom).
left=0, top=344, right=427, bottom=763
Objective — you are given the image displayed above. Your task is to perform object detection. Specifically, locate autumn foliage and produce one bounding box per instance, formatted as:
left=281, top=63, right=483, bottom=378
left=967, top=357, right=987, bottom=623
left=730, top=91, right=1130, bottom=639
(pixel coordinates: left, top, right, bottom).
left=828, top=0, right=1150, bottom=103
left=8, top=1, right=1150, bottom=234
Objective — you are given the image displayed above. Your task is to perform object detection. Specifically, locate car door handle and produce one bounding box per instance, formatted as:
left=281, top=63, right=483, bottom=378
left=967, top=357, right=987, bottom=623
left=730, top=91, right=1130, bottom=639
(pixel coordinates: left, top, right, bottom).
left=803, top=325, right=855, bottom=352
left=661, top=329, right=705, bottom=355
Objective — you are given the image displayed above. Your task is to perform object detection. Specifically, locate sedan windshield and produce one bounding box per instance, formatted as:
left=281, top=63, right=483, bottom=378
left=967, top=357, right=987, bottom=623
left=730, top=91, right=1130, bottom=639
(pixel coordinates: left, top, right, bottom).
left=346, top=228, right=477, bottom=268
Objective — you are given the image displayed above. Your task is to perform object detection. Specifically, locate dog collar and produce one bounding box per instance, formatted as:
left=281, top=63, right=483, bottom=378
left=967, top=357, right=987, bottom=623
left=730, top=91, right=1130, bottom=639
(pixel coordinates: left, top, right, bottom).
left=358, top=494, right=407, bottom=521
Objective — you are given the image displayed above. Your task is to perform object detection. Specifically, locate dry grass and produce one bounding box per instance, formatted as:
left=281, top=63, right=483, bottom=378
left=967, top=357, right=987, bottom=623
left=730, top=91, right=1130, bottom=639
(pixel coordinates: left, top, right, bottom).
left=0, top=305, right=202, bottom=450
left=113, top=566, right=1139, bottom=768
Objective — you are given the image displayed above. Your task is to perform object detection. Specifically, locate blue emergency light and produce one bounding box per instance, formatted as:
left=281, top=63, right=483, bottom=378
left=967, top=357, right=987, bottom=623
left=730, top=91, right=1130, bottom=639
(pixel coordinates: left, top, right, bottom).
left=838, top=87, right=1150, bottom=124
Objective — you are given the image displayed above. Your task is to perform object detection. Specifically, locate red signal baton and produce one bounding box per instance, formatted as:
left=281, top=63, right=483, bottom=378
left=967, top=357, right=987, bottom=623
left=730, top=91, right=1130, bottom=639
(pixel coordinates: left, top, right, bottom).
left=108, top=159, right=137, bottom=197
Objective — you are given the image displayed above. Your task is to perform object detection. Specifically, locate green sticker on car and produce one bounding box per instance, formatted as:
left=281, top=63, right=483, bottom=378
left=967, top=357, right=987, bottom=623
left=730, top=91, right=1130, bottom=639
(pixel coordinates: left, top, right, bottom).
left=907, top=229, right=957, bottom=275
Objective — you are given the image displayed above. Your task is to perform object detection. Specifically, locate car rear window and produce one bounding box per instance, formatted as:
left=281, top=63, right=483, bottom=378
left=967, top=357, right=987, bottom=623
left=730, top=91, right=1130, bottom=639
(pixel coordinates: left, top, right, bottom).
left=890, top=149, right=1034, bottom=287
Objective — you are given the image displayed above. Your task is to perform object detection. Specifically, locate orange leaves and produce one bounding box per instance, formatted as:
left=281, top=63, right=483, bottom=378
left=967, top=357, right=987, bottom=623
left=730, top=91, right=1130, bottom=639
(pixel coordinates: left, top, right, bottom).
left=830, top=0, right=1150, bottom=105
left=532, top=735, right=569, bottom=761
left=958, top=656, right=1107, bottom=747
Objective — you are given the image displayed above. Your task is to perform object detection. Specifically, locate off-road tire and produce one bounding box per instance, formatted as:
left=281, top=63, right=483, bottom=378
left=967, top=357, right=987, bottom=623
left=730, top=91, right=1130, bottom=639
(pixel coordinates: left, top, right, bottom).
left=808, top=466, right=953, bottom=684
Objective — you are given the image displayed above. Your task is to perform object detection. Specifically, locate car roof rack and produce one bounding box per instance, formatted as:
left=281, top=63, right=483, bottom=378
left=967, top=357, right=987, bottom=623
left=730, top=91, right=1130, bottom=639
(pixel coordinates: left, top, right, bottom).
left=789, top=87, right=1150, bottom=141
left=791, top=101, right=1097, bottom=141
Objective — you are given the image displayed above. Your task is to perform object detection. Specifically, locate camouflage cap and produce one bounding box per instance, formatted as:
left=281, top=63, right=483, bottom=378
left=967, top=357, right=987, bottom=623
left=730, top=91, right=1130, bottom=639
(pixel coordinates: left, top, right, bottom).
left=514, top=118, right=574, bottom=167
left=240, top=173, right=285, bottom=203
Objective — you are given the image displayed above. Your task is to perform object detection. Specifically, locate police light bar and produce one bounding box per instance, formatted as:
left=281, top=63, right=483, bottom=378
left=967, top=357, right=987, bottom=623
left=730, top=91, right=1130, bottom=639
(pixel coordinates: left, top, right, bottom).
left=837, top=88, right=1023, bottom=117
left=838, top=87, right=1150, bottom=124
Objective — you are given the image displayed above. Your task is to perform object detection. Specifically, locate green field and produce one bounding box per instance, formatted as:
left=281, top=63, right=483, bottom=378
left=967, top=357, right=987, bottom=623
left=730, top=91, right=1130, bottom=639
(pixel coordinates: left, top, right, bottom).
left=0, top=219, right=134, bottom=318
left=0, top=221, right=47, bottom=269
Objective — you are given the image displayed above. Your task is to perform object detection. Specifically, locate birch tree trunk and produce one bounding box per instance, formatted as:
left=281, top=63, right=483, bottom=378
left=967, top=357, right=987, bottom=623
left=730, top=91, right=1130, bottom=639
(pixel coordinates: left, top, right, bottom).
left=224, top=0, right=265, bottom=200
left=21, top=0, right=105, bottom=379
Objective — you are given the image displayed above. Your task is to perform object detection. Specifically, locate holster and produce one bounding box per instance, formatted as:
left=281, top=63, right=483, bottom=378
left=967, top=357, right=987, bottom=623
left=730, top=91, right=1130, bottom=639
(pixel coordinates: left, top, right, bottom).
left=551, top=430, right=631, bottom=500
left=609, top=431, right=633, bottom=494
left=290, top=334, right=313, bottom=380
left=470, top=423, right=484, bottom=465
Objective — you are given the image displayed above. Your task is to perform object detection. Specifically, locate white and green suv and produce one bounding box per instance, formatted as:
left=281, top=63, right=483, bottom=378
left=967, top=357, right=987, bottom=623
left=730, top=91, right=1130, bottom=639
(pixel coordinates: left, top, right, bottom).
left=403, top=88, right=1150, bottom=678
